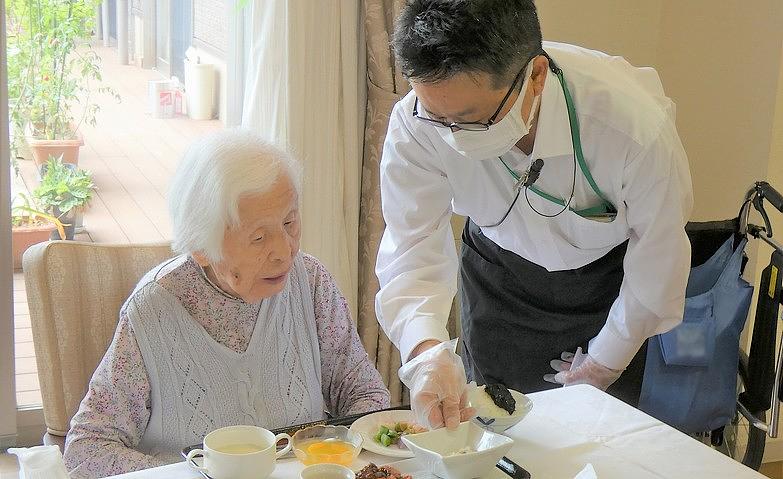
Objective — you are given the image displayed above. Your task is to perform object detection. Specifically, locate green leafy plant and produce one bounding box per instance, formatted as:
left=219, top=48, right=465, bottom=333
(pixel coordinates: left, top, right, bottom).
left=33, top=156, right=96, bottom=217
left=6, top=0, right=120, bottom=144
left=12, top=192, right=67, bottom=240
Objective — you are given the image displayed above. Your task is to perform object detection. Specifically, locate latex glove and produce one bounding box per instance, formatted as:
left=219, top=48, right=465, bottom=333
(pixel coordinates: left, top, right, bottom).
left=398, top=338, right=476, bottom=430
left=543, top=347, right=623, bottom=391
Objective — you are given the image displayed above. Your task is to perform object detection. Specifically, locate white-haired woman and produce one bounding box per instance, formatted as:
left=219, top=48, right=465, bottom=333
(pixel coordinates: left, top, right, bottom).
left=63, top=130, right=390, bottom=478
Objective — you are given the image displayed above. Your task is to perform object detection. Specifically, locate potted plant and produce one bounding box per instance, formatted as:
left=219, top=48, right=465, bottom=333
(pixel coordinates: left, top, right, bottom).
left=11, top=193, right=66, bottom=269
left=33, top=156, right=96, bottom=240
left=6, top=0, right=119, bottom=169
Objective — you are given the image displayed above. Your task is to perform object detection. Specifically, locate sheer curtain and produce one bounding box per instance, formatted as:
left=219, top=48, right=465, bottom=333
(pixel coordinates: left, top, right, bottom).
left=241, top=0, right=446, bottom=404
left=242, top=0, right=362, bottom=317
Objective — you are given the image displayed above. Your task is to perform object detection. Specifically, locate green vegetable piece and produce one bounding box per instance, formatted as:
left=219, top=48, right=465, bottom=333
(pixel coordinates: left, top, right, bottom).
left=380, top=434, right=393, bottom=447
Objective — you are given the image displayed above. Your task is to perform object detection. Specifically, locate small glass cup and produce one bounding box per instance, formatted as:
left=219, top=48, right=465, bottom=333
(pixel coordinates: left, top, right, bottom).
left=292, top=425, right=363, bottom=466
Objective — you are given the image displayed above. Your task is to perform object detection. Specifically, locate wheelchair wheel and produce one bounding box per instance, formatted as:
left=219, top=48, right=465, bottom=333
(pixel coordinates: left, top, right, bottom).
left=719, top=350, right=767, bottom=470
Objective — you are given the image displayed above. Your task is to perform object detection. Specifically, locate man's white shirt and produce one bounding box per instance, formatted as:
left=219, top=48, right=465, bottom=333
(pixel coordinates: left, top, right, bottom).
left=376, top=42, right=694, bottom=370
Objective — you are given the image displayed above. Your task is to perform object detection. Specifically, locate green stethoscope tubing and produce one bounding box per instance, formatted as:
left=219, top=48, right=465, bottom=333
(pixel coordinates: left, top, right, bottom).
left=499, top=53, right=616, bottom=218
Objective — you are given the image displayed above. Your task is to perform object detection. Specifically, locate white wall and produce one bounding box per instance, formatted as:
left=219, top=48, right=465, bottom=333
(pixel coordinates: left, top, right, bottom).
left=539, top=0, right=783, bottom=221
left=656, top=0, right=783, bottom=221
left=538, top=0, right=663, bottom=68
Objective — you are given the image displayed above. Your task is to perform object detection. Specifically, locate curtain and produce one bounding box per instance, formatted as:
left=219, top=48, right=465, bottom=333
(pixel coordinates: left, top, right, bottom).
left=357, top=0, right=410, bottom=406
left=242, top=0, right=362, bottom=319
left=241, top=0, right=456, bottom=406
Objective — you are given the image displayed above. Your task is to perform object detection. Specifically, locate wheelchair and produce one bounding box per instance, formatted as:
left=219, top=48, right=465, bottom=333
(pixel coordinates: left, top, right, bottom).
left=645, top=182, right=783, bottom=471
left=723, top=182, right=783, bottom=470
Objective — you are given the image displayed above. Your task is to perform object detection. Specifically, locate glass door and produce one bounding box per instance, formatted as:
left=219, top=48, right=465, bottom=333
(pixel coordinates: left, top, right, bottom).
left=0, top=0, right=20, bottom=446
left=2, top=0, right=243, bottom=448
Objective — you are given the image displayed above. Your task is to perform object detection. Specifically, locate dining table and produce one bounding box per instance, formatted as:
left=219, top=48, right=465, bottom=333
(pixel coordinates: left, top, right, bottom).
left=107, top=384, right=767, bottom=479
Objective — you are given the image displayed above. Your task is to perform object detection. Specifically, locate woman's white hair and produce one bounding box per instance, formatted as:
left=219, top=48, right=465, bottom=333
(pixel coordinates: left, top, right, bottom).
left=168, top=129, right=301, bottom=263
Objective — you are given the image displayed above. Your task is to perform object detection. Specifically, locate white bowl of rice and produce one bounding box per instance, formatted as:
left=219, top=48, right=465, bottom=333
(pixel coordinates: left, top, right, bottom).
left=401, top=421, right=513, bottom=479
left=468, top=385, right=533, bottom=434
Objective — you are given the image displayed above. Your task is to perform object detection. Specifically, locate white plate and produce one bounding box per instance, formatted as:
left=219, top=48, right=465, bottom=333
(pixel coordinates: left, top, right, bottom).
left=384, top=458, right=509, bottom=478
left=350, top=410, right=421, bottom=458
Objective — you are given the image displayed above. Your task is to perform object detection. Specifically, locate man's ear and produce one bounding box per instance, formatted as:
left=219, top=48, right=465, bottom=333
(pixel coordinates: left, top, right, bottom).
left=531, top=55, right=549, bottom=96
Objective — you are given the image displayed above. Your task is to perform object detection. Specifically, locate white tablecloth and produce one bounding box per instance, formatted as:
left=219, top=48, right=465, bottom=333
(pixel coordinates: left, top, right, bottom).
left=107, top=384, right=766, bottom=478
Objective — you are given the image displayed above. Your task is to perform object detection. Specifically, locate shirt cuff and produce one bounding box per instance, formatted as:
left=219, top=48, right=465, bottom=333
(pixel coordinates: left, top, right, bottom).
left=399, top=316, right=451, bottom=363
left=588, top=325, right=646, bottom=371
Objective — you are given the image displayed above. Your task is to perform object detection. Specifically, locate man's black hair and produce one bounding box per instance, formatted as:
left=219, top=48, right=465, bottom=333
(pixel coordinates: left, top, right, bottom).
left=392, top=0, right=543, bottom=88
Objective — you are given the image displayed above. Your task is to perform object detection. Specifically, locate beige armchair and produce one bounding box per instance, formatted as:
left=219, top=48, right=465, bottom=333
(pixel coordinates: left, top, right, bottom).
left=22, top=241, right=173, bottom=449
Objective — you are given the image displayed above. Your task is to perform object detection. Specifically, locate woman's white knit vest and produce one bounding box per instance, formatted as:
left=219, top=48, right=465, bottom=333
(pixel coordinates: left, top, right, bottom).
left=126, top=253, right=324, bottom=457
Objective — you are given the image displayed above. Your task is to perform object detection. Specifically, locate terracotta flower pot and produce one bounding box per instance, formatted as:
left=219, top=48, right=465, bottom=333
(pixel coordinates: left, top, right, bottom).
left=12, top=224, right=55, bottom=270
left=27, top=129, right=84, bottom=169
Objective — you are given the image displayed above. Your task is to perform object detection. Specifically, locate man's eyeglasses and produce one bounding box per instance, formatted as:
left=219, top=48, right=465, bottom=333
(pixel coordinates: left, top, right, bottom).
left=411, top=56, right=534, bottom=131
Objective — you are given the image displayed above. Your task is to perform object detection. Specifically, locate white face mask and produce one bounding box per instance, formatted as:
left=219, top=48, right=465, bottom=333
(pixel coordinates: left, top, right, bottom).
left=437, top=62, right=540, bottom=161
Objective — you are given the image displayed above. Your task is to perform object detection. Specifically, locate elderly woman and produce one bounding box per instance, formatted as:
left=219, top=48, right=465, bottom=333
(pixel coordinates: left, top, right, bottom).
left=63, top=130, right=390, bottom=478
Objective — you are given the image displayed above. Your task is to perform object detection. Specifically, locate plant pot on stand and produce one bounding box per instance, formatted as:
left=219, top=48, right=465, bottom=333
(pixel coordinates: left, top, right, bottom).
left=7, top=1, right=119, bottom=191
left=27, top=127, right=84, bottom=172
left=35, top=160, right=84, bottom=232
left=33, top=157, right=96, bottom=241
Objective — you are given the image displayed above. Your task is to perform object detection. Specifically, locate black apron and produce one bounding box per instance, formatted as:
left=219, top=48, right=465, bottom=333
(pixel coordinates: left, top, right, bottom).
left=459, top=219, right=648, bottom=406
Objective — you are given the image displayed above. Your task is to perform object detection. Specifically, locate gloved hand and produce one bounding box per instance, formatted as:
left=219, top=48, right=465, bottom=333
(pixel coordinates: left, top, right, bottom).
left=398, top=339, right=476, bottom=430
left=543, top=347, right=623, bottom=391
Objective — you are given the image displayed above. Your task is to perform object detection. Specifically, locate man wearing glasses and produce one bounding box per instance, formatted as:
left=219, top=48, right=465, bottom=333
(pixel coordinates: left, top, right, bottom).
left=375, top=0, right=693, bottom=430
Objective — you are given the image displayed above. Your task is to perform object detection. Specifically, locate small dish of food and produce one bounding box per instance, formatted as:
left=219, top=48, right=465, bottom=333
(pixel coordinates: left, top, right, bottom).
left=378, top=458, right=514, bottom=479
left=468, top=384, right=533, bottom=434
left=354, top=463, right=412, bottom=479
left=349, top=410, right=425, bottom=458
left=300, top=463, right=354, bottom=479
left=401, top=422, right=513, bottom=479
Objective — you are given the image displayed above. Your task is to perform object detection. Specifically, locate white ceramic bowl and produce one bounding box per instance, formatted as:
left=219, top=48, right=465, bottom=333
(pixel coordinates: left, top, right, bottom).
left=469, top=387, right=533, bottom=434
left=401, top=421, right=513, bottom=479
left=299, top=463, right=354, bottom=479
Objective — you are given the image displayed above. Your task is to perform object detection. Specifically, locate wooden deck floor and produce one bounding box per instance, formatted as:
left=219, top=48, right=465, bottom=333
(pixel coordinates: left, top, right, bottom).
left=13, top=44, right=222, bottom=406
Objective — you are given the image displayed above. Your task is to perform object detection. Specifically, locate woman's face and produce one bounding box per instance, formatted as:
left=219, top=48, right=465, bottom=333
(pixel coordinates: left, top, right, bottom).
left=195, top=174, right=301, bottom=303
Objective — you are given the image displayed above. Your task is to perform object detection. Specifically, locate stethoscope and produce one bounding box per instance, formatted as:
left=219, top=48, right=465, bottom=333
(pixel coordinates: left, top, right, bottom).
left=477, top=52, right=615, bottom=228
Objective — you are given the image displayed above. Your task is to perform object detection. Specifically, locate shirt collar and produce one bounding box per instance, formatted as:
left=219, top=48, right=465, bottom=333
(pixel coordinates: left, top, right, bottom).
left=196, top=260, right=245, bottom=303
left=530, top=68, right=574, bottom=160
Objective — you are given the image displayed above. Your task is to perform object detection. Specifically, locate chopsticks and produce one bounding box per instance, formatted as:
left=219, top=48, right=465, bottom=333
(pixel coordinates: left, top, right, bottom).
left=271, top=405, right=411, bottom=438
